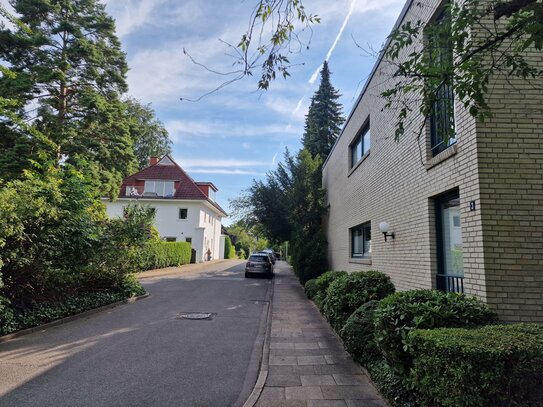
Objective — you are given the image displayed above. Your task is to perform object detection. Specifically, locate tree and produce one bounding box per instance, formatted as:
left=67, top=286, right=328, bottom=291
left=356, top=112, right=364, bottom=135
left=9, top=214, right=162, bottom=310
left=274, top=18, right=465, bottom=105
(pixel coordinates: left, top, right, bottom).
left=122, top=98, right=172, bottom=170
left=302, top=61, right=344, bottom=159
left=0, top=0, right=134, bottom=195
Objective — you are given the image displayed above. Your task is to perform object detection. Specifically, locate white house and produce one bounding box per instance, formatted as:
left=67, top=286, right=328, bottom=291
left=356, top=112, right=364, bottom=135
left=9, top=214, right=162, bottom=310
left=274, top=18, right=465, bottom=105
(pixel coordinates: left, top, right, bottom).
left=104, top=155, right=227, bottom=263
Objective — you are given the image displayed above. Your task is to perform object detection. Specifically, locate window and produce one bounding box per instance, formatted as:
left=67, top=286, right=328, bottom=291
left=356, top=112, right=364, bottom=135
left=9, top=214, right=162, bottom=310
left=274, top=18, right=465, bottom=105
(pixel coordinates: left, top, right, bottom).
left=164, top=237, right=176, bottom=242
left=185, top=237, right=192, bottom=243
left=435, top=191, right=464, bottom=293
left=428, top=6, right=455, bottom=156
left=143, top=180, right=175, bottom=197
left=350, top=122, right=370, bottom=168
left=351, top=222, right=371, bottom=258
left=179, top=208, right=188, bottom=220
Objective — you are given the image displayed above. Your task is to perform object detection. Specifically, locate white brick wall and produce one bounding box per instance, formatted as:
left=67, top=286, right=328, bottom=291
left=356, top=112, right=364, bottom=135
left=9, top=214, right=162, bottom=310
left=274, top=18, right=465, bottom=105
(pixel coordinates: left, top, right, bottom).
left=322, top=0, right=543, bottom=322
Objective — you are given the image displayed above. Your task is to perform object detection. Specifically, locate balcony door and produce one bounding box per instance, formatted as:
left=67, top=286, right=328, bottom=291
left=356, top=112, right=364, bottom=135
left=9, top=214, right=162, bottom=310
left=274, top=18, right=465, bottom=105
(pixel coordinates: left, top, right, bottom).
left=436, top=191, right=464, bottom=292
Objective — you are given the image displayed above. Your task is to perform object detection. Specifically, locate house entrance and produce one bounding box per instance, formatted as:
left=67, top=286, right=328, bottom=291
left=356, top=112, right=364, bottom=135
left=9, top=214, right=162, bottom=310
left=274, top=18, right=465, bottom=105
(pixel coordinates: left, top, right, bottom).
left=435, top=191, right=464, bottom=293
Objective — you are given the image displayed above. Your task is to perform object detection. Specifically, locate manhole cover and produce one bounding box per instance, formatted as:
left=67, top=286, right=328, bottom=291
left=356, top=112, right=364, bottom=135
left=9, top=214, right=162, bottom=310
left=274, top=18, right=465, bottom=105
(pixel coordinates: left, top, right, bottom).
left=176, top=312, right=214, bottom=320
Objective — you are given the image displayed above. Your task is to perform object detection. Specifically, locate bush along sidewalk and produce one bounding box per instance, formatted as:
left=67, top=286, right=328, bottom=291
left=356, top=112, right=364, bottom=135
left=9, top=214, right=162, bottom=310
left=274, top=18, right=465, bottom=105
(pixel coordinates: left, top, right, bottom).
left=137, top=241, right=191, bottom=271
left=303, top=271, right=542, bottom=407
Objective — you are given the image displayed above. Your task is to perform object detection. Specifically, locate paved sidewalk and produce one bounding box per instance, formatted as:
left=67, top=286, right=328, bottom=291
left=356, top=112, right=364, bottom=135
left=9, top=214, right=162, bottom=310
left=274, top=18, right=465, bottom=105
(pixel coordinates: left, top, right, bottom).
left=255, top=263, right=387, bottom=407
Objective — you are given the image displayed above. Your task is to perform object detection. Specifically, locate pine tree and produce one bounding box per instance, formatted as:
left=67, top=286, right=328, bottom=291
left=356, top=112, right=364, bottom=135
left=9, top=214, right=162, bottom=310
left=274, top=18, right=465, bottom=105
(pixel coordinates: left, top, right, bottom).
left=0, top=0, right=134, bottom=194
left=302, top=61, right=345, bottom=159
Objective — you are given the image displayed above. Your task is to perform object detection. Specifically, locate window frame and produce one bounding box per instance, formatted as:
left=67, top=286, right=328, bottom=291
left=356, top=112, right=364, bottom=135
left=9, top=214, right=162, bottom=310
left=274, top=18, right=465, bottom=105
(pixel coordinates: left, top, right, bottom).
left=427, top=4, right=456, bottom=157
left=349, top=121, right=370, bottom=169
left=178, top=208, right=188, bottom=220
left=350, top=222, right=372, bottom=259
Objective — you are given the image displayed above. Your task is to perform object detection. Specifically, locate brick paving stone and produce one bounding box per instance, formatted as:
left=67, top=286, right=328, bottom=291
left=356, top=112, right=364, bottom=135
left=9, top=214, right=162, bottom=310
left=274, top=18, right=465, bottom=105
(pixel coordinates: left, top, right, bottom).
left=332, top=374, right=369, bottom=386
left=300, top=375, right=336, bottom=386
left=267, top=371, right=302, bottom=387
left=346, top=400, right=388, bottom=407
left=270, top=356, right=298, bottom=366
left=285, top=386, right=324, bottom=400
left=270, top=342, right=296, bottom=349
left=294, top=342, right=321, bottom=350
left=255, top=400, right=306, bottom=407
left=259, top=386, right=286, bottom=400
left=297, top=355, right=328, bottom=365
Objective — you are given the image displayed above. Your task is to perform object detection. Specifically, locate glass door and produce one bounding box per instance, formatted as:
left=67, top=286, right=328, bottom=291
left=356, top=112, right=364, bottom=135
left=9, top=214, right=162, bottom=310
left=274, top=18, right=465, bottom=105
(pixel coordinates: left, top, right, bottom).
left=436, top=191, right=464, bottom=292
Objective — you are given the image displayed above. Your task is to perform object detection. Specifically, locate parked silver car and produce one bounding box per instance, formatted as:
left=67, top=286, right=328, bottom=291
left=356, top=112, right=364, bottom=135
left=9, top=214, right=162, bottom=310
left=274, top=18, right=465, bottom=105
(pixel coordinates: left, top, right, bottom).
left=245, top=253, right=274, bottom=278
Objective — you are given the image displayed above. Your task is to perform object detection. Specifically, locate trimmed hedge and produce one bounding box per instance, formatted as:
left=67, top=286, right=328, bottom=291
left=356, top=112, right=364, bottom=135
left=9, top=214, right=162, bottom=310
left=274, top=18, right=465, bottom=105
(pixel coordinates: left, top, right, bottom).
left=374, top=289, right=497, bottom=373
left=408, top=324, right=543, bottom=407
left=313, top=271, right=347, bottom=309
left=324, top=270, right=395, bottom=331
left=138, top=241, right=191, bottom=271
left=0, top=275, right=145, bottom=336
left=224, top=236, right=236, bottom=259
left=367, top=359, right=416, bottom=407
left=339, top=300, right=381, bottom=365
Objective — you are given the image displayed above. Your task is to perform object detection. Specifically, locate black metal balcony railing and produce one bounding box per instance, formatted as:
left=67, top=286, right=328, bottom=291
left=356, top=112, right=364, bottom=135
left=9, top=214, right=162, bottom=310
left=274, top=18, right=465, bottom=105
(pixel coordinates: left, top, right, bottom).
left=436, top=274, right=464, bottom=293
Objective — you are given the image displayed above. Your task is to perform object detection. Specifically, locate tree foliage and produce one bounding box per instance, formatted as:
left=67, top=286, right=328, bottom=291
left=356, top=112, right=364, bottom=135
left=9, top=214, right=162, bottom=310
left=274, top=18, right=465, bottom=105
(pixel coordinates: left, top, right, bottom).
left=302, top=61, right=344, bottom=159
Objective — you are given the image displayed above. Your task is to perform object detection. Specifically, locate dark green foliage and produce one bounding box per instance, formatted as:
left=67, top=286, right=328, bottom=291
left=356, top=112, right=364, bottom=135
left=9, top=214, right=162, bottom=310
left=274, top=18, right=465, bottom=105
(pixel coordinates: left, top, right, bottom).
left=302, top=61, right=344, bottom=159
left=339, top=300, right=380, bottom=365
left=408, top=324, right=543, bottom=407
left=304, top=279, right=319, bottom=299
left=122, top=98, right=171, bottom=170
left=0, top=277, right=145, bottom=336
left=324, top=271, right=395, bottom=331
left=138, top=242, right=192, bottom=271
left=366, top=359, right=416, bottom=407
left=224, top=236, right=236, bottom=259
left=313, top=270, right=347, bottom=309
left=374, top=289, right=497, bottom=373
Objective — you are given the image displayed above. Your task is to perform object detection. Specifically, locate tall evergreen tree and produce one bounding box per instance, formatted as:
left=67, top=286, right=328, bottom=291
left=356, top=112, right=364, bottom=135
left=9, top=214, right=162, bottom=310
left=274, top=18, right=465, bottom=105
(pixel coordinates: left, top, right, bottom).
left=302, top=61, right=344, bottom=159
left=0, top=0, right=133, bottom=195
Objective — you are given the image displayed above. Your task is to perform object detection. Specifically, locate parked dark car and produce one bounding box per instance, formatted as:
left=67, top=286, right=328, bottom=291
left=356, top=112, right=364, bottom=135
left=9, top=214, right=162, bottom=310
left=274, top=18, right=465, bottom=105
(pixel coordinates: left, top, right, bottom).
left=245, top=253, right=274, bottom=278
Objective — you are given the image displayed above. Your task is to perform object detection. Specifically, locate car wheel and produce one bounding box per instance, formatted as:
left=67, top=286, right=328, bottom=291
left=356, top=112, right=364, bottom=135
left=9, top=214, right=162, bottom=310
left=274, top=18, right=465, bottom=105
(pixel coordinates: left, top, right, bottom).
left=245, top=272, right=250, bottom=278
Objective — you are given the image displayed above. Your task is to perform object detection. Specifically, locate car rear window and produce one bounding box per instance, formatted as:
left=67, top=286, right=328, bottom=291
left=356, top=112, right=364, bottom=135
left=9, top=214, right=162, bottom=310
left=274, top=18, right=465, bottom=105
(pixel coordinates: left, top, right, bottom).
left=249, top=255, right=268, bottom=262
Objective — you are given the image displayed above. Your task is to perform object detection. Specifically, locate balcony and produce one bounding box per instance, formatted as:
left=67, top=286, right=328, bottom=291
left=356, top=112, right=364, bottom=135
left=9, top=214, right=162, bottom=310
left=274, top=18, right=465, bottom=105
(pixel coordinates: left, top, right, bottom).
left=125, top=185, right=176, bottom=198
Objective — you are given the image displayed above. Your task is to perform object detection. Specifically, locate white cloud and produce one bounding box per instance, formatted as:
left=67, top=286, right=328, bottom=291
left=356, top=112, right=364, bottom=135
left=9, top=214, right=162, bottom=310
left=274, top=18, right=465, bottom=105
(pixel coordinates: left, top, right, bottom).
left=105, top=0, right=167, bottom=37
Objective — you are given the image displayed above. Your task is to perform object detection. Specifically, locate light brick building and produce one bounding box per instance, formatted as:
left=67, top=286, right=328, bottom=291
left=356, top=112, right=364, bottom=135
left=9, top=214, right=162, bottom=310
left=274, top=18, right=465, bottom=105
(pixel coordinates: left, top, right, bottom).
left=322, top=0, right=543, bottom=322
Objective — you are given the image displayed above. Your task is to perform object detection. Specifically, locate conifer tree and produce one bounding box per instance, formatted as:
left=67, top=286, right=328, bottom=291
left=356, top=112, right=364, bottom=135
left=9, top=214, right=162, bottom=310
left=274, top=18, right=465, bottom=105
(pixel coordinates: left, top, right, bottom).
left=301, top=61, right=344, bottom=159
left=0, top=0, right=133, bottom=195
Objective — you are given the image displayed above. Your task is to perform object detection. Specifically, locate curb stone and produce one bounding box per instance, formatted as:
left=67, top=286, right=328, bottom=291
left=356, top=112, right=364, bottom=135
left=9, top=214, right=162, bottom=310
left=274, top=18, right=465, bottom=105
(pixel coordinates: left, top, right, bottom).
left=0, top=292, right=150, bottom=344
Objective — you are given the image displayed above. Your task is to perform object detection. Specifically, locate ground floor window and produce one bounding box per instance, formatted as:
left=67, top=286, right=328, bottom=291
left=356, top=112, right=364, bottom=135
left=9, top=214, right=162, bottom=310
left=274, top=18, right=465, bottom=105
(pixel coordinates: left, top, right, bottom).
left=435, top=191, right=464, bottom=292
left=164, top=237, right=176, bottom=242
left=351, top=222, right=371, bottom=258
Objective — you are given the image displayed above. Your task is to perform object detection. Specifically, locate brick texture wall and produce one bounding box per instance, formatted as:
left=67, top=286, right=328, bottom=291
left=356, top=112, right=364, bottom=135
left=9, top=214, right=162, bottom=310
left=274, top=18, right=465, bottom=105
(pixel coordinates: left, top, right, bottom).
left=322, top=0, right=542, bottom=321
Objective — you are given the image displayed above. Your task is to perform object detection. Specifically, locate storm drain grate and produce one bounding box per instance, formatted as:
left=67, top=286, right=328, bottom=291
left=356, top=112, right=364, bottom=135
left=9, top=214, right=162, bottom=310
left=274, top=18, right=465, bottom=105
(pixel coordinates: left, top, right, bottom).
left=176, top=312, right=215, bottom=320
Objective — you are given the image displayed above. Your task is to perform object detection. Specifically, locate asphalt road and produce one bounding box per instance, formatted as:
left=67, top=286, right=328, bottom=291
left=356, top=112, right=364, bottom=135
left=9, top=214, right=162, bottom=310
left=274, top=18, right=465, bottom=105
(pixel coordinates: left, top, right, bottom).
left=0, top=260, right=272, bottom=407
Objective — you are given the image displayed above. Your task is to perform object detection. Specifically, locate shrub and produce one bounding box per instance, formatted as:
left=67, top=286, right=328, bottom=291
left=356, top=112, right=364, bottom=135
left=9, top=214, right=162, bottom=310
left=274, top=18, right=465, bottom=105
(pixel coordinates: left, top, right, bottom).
left=408, top=324, right=543, bottom=407
left=339, top=300, right=380, bottom=365
left=304, top=279, right=319, bottom=299
left=324, top=270, right=395, bottom=331
left=138, top=241, right=191, bottom=271
left=367, top=359, right=416, bottom=407
left=224, top=236, right=236, bottom=259
left=374, top=289, right=497, bottom=373
left=313, top=271, right=347, bottom=309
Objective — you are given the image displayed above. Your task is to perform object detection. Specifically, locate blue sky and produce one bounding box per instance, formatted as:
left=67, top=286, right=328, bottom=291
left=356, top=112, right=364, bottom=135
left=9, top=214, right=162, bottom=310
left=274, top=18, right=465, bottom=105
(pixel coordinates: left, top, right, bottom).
left=3, top=0, right=407, bottom=223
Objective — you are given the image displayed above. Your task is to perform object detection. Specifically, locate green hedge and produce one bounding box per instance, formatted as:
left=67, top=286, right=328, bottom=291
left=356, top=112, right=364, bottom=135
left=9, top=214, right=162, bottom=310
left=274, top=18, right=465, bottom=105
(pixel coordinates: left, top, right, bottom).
left=224, top=236, right=236, bottom=259
left=312, top=271, right=347, bottom=309
left=340, top=300, right=381, bottom=365
left=324, top=270, right=395, bottom=331
left=408, top=324, right=543, bottom=407
left=138, top=241, right=191, bottom=271
left=0, top=275, right=145, bottom=336
left=374, top=289, right=497, bottom=373
left=304, top=279, right=319, bottom=300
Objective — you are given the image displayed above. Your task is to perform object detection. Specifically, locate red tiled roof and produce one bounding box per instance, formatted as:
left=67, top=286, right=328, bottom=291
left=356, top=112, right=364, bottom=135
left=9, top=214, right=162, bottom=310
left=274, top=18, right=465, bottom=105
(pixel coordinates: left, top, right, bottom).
left=118, top=155, right=227, bottom=215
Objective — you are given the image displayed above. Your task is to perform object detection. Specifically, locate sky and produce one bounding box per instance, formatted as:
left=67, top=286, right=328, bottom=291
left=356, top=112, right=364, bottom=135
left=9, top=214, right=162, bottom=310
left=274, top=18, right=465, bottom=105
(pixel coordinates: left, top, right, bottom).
left=3, top=0, right=407, bottom=223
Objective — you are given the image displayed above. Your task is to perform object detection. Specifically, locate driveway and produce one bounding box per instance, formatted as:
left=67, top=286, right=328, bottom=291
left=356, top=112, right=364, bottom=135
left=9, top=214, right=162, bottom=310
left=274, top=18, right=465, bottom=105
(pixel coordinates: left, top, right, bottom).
left=0, top=260, right=271, bottom=407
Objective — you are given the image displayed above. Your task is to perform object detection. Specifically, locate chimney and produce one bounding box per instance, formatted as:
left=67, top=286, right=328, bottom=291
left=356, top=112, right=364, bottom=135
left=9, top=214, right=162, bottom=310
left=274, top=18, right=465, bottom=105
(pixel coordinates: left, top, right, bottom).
left=149, top=156, right=159, bottom=166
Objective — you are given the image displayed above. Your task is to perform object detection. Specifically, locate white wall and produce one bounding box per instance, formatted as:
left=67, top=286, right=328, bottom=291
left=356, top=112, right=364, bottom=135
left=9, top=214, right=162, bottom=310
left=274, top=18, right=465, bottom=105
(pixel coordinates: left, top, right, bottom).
left=104, top=199, right=223, bottom=263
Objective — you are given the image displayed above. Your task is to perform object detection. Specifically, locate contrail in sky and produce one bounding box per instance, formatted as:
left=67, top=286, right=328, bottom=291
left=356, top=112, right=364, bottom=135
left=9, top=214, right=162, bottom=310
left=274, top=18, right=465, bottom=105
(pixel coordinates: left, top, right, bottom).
left=309, top=0, right=357, bottom=84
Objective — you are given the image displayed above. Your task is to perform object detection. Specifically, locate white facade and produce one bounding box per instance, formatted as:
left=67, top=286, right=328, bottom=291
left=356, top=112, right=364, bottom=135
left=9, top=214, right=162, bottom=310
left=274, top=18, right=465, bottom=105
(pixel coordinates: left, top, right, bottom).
left=105, top=198, right=224, bottom=263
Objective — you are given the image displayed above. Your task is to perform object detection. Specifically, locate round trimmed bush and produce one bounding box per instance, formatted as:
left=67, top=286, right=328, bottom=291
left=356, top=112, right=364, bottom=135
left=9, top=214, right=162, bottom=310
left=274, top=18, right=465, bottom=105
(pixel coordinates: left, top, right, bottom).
left=313, top=271, right=348, bottom=309
left=374, top=289, right=497, bottom=373
left=304, top=279, right=319, bottom=299
left=323, top=270, right=395, bottom=331
left=340, top=300, right=380, bottom=365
